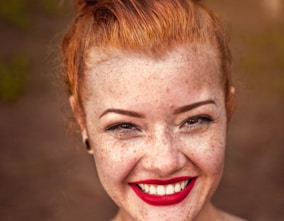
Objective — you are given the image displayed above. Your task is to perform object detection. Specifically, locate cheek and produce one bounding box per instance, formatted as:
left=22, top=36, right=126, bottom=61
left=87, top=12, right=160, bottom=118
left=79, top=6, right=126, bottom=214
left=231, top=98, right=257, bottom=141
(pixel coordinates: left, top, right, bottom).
left=204, top=138, right=226, bottom=176
left=91, top=137, right=142, bottom=183
left=182, top=126, right=226, bottom=176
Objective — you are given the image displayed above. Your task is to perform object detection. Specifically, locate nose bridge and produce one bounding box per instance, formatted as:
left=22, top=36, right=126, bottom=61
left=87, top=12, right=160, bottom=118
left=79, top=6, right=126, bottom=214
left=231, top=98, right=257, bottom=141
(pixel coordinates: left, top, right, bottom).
left=142, top=126, right=185, bottom=176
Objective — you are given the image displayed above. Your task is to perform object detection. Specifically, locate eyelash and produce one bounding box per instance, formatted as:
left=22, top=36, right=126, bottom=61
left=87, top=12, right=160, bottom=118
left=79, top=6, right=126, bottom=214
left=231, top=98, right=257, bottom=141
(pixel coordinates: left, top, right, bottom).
left=104, top=115, right=213, bottom=135
left=181, top=115, right=213, bottom=131
left=105, top=122, right=140, bottom=132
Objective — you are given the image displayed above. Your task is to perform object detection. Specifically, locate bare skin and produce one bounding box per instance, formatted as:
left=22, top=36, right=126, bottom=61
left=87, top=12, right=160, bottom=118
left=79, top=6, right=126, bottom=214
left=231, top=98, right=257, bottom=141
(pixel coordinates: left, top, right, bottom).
left=111, top=204, right=246, bottom=221
left=71, top=45, right=245, bottom=221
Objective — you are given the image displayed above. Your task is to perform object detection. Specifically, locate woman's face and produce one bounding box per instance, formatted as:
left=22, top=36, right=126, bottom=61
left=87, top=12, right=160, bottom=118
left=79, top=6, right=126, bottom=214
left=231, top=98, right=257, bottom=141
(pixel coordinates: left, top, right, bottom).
left=77, top=45, right=228, bottom=221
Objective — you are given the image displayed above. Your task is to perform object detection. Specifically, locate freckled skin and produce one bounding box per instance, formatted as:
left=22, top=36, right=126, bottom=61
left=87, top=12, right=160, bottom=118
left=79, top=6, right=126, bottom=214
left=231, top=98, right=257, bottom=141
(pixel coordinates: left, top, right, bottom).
left=73, top=45, right=243, bottom=221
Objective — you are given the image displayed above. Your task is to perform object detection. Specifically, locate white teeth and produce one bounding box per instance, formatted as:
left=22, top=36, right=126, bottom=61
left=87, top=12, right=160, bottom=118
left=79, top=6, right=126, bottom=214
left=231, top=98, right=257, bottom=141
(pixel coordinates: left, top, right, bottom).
left=149, top=185, right=156, bottom=195
left=145, top=184, right=149, bottom=193
left=174, top=183, right=181, bottom=192
left=181, top=181, right=186, bottom=189
left=166, top=184, right=174, bottom=195
left=157, top=186, right=165, bottom=196
left=137, top=180, right=189, bottom=196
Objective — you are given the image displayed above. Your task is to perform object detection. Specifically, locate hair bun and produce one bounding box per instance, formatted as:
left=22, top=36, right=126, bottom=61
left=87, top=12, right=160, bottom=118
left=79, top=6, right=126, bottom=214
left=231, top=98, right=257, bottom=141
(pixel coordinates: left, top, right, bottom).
left=85, top=0, right=97, bottom=4
left=73, top=0, right=97, bottom=12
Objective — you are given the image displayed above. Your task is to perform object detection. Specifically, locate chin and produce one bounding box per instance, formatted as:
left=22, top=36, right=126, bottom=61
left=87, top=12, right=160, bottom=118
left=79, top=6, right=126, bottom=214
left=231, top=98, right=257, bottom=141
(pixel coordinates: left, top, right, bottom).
left=124, top=193, right=209, bottom=221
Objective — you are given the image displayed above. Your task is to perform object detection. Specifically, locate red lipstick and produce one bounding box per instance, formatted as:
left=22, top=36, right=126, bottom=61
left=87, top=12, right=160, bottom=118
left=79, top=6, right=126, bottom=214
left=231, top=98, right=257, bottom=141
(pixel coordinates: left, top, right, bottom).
left=129, top=176, right=197, bottom=206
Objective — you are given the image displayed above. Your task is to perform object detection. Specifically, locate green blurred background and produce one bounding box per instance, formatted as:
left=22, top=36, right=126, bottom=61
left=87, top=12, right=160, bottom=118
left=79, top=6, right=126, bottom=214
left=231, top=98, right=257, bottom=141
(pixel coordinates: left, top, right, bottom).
left=0, top=0, right=283, bottom=220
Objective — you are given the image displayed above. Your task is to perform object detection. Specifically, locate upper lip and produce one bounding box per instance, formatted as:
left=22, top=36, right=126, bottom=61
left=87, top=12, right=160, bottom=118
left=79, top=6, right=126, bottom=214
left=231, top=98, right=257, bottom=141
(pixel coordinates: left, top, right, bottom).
left=129, top=176, right=195, bottom=185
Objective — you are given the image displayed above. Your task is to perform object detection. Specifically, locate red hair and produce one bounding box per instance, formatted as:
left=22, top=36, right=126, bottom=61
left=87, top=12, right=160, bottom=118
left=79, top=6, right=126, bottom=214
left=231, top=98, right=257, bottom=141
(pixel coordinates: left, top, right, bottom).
left=61, top=0, right=235, bottom=118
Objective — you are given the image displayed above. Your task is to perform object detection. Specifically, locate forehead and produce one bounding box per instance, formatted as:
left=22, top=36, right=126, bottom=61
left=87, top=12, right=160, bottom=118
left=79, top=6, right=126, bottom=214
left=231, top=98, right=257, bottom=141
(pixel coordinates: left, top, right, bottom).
left=86, top=44, right=220, bottom=79
left=88, top=42, right=218, bottom=63
left=84, top=45, right=222, bottom=104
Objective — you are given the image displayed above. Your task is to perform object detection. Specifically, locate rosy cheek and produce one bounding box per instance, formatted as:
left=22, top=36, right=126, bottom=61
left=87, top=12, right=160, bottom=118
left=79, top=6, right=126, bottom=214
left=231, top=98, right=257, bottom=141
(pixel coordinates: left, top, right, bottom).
left=93, top=139, right=141, bottom=180
left=182, top=131, right=225, bottom=174
left=203, top=139, right=226, bottom=176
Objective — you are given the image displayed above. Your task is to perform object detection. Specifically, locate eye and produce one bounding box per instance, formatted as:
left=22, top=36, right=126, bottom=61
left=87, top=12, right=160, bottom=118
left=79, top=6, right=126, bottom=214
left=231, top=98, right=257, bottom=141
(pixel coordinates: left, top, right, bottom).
left=105, top=122, right=142, bottom=139
left=181, top=115, right=213, bottom=132
left=184, top=116, right=212, bottom=125
left=105, top=122, right=139, bottom=131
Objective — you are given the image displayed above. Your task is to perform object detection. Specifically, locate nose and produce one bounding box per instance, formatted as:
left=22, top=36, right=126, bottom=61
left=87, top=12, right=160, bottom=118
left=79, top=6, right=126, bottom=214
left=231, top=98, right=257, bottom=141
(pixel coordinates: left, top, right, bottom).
left=141, top=127, right=187, bottom=177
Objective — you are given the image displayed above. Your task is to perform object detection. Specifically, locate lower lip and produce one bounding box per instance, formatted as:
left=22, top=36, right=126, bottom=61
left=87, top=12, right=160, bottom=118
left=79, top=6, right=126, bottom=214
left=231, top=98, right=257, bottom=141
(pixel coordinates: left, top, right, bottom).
left=129, top=177, right=197, bottom=206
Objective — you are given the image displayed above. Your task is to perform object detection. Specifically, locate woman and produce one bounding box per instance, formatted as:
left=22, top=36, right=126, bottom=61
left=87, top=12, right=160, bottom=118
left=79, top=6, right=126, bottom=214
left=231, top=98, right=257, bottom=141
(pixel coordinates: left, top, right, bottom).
left=61, top=0, right=245, bottom=220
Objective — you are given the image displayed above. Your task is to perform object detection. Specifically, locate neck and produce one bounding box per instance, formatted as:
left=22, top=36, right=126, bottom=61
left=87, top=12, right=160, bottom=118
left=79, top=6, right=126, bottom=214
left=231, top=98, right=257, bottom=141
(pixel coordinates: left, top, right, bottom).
left=111, top=209, right=132, bottom=221
left=195, top=202, right=224, bottom=221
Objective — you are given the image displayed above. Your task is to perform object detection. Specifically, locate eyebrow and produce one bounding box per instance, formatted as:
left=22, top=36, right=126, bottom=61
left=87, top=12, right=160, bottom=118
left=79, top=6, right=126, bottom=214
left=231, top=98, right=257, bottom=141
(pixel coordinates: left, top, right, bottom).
left=99, top=109, right=145, bottom=119
left=173, top=99, right=216, bottom=115
left=99, top=99, right=216, bottom=119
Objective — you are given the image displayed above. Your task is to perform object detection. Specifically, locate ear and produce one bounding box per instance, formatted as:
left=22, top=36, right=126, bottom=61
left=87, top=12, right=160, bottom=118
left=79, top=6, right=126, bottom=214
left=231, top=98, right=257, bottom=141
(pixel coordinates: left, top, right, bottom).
left=230, top=86, right=235, bottom=94
left=69, top=95, right=85, bottom=131
left=69, top=96, right=94, bottom=154
left=226, top=86, right=237, bottom=121
left=82, top=129, right=94, bottom=155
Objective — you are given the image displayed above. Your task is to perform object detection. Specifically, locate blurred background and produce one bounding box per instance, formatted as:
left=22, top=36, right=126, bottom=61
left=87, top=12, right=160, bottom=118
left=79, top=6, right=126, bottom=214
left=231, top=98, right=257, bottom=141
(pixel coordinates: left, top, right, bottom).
left=0, top=0, right=283, bottom=220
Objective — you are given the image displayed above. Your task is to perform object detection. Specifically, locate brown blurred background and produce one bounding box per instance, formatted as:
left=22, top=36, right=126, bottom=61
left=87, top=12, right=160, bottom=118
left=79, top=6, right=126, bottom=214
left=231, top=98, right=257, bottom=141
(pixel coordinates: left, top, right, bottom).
left=0, top=0, right=283, bottom=220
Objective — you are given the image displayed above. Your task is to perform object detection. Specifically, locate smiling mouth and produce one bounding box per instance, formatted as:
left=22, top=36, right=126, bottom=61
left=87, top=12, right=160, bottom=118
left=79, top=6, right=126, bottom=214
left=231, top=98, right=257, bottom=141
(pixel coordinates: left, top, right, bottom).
left=129, top=177, right=197, bottom=206
left=137, top=180, right=189, bottom=196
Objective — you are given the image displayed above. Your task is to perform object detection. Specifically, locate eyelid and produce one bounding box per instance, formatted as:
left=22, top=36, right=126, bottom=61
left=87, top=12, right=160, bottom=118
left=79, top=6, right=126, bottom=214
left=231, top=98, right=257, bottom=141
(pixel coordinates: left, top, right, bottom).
left=105, top=122, right=141, bottom=132
left=180, top=115, right=214, bottom=128
left=104, top=122, right=143, bottom=140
